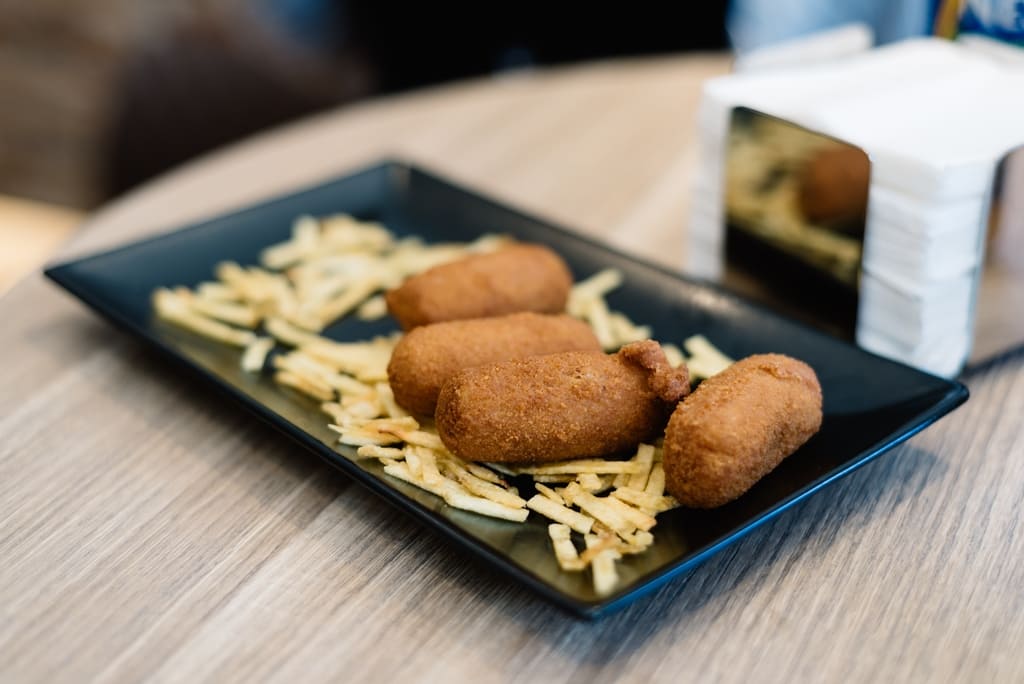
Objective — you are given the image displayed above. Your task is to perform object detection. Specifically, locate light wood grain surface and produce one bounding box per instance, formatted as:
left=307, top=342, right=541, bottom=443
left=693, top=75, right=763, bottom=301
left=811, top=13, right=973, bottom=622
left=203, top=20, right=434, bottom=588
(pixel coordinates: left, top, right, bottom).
left=3, top=54, right=1023, bottom=683
left=0, top=195, right=82, bottom=295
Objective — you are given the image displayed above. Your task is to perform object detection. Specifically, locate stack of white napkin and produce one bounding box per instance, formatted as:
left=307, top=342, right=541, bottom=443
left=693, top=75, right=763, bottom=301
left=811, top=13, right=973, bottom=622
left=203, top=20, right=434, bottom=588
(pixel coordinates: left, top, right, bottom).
left=689, top=36, right=1024, bottom=377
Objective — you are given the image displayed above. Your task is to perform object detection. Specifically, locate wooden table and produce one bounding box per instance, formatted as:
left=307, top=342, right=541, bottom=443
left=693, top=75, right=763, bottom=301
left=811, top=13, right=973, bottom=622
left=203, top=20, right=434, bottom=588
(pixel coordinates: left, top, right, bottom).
left=0, top=195, right=82, bottom=295
left=3, top=54, right=1022, bottom=683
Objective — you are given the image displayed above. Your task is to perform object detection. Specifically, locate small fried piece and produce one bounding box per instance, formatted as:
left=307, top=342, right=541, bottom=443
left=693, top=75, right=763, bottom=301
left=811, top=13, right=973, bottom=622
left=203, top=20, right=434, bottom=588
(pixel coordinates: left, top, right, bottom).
left=387, top=312, right=600, bottom=415
left=274, top=371, right=334, bottom=401
left=373, top=383, right=409, bottom=419
left=548, top=524, right=585, bottom=572
left=526, top=495, right=594, bottom=535
left=355, top=445, right=404, bottom=460
left=301, top=335, right=396, bottom=382
left=357, top=294, right=388, bottom=320
left=534, top=483, right=566, bottom=505
left=624, top=443, right=655, bottom=490
left=186, top=293, right=261, bottom=328
left=601, top=496, right=657, bottom=532
left=585, top=535, right=621, bottom=596
left=616, top=530, right=655, bottom=554
left=264, top=317, right=324, bottom=347
left=385, top=244, right=573, bottom=329
left=241, top=337, right=275, bottom=373
left=684, top=334, right=734, bottom=380
left=435, top=340, right=689, bottom=463
left=562, top=484, right=635, bottom=537
left=568, top=269, right=623, bottom=310
left=382, top=461, right=527, bottom=522
left=153, top=289, right=256, bottom=347
left=510, top=459, right=646, bottom=476
left=442, top=458, right=526, bottom=508
left=662, top=344, right=685, bottom=370
left=610, top=488, right=677, bottom=515
left=644, top=462, right=667, bottom=498
left=663, top=353, right=823, bottom=508
left=196, top=281, right=240, bottom=302
left=575, top=473, right=607, bottom=493
left=308, top=277, right=380, bottom=329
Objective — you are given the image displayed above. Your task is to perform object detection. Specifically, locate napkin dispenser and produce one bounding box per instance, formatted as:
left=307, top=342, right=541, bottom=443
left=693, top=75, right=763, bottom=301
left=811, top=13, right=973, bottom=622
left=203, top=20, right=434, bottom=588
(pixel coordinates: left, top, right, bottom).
left=688, top=38, right=1024, bottom=378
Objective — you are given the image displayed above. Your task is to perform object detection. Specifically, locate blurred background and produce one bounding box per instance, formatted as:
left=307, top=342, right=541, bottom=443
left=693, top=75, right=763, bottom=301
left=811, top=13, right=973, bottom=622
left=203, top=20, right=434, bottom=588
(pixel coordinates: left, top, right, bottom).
left=0, top=0, right=732, bottom=209
left=0, top=0, right=950, bottom=294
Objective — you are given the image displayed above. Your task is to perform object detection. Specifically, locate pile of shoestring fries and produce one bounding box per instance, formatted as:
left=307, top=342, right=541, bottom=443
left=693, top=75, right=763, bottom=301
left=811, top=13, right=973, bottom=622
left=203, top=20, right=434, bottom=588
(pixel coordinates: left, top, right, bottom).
left=153, top=214, right=733, bottom=595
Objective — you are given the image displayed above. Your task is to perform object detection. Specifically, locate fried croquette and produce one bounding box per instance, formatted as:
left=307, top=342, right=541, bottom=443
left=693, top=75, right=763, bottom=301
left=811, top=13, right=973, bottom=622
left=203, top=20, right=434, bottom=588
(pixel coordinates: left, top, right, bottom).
left=662, top=353, right=822, bottom=508
left=385, top=244, right=573, bottom=330
left=387, top=312, right=601, bottom=416
left=435, top=340, right=689, bottom=463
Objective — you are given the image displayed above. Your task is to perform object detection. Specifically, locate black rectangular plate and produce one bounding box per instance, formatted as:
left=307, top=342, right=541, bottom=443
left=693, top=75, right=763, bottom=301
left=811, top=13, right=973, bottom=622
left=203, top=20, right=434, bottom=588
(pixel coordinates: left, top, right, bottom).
left=45, top=161, right=968, bottom=618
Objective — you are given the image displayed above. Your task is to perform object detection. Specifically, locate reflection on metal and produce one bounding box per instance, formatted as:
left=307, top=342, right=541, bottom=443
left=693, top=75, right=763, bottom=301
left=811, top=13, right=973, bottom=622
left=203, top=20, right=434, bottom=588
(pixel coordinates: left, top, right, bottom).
left=721, top=108, right=1024, bottom=369
left=971, top=145, right=1024, bottom=364
left=723, top=108, right=868, bottom=339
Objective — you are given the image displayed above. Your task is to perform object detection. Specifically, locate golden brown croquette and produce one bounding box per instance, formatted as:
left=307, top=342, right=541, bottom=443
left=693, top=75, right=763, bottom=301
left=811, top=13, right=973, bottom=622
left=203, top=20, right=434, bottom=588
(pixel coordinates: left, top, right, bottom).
left=435, top=340, right=689, bottom=463
left=662, top=353, right=823, bottom=508
left=387, top=312, right=601, bottom=416
left=385, top=244, right=573, bottom=330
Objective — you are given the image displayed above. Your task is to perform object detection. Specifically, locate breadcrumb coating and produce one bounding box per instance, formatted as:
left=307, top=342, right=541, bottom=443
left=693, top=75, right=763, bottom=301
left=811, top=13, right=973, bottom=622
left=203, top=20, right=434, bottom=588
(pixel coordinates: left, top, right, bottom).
left=436, top=340, right=689, bottom=463
left=387, top=312, right=600, bottom=416
left=663, top=353, right=822, bottom=508
left=385, top=244, right=573, bottom=330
